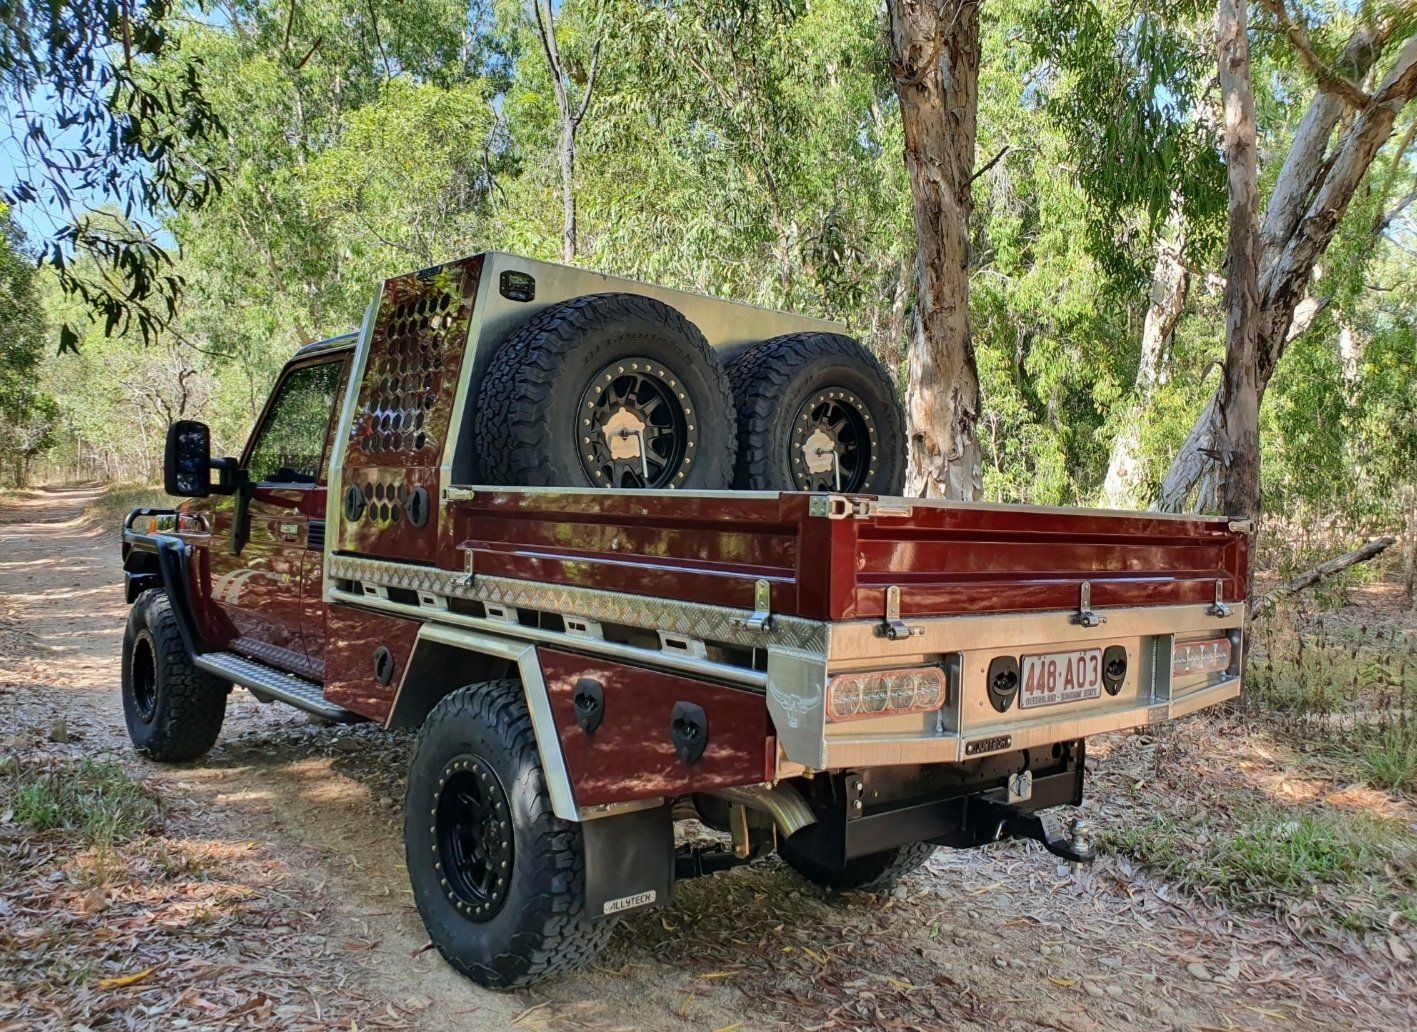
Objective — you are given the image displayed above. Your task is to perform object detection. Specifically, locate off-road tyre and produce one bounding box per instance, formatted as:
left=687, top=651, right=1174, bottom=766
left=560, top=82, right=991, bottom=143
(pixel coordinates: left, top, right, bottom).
left=404, top=680, right=613, bottom=989
left=727, top=332, right=905, bottom=494
left=121, top=589, right=228, bottom=761
left=474, top=292, right=736, bottom=490
left=778, top=838, right=936, bottom=893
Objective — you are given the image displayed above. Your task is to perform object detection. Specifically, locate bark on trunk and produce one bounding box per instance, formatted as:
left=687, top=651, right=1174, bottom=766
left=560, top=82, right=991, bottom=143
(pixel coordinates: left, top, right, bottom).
left=1213, top=0, right=1262, bottom=525
left=887, top=0, right=984, bottom=500
left=1157, top=30, right=1417, bottom=511
left=1099, top=220, right=1189, bottom=508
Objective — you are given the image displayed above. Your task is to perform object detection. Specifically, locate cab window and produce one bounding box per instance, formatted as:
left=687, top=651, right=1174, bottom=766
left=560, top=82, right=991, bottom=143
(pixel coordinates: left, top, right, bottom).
left=246, top=360, right=345, bottom=485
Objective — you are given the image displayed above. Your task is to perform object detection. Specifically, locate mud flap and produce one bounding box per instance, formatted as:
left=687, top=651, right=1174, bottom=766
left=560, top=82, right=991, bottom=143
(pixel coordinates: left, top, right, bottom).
left=581, top=805, right=674, bottom=920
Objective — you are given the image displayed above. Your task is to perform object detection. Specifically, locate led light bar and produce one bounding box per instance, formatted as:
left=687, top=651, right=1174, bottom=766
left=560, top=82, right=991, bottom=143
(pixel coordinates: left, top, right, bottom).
left=1172, top=637, right=1233, bottom=678
left=826, top=667, right=949, bottom=722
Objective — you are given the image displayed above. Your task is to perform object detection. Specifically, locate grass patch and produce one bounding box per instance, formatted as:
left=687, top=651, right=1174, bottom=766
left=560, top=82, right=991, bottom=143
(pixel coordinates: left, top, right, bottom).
left=85, top=483, right=170, bottom=525
left=3, top=757, right=158, bottom=848
left=1104, top=803, right=1416, bottom=928
left=1358, top=724, right=1417, bottom=794
left=1246, top=608, right=1416, bottom=795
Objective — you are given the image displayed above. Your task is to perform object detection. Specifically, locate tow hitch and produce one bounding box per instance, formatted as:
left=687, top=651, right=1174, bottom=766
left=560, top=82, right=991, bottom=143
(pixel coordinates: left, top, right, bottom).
left=970, top=798, right=1096, bottom=864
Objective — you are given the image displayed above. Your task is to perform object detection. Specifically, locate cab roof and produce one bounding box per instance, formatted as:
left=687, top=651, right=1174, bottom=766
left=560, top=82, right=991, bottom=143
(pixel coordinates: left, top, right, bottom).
left=293, top=332, right=358, bottom=358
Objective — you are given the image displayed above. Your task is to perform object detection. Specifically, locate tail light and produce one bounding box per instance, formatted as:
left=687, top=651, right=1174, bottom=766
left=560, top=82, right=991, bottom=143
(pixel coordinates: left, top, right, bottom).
left=1172, top=637, right=1233, bottom=678
left=826, top=667, right=948, bottom=722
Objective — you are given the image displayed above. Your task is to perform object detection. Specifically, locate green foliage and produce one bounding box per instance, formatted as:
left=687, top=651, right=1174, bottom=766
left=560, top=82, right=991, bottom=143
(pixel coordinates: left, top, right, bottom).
left=0, top=207, right=58, bottom=484
left=1108, top=805, right=1414, bottom=923
left=1027, top=0, right=1226, bottom=288
left=0, top=0, right=222, bottom=348
left=11, top=0, right=1415, bottom=534
left=4, top=758, right=159, bottom=848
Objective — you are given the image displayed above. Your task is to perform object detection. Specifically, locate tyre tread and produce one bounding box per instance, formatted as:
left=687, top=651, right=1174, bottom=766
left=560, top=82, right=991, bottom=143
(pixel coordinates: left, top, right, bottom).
left=122, top=590, right=227, bottom=761
left=407, top=680, right=613, bottom=987
left=726, top=331, right=904, bottom=492
left=474, top=293, right=736, bottom=488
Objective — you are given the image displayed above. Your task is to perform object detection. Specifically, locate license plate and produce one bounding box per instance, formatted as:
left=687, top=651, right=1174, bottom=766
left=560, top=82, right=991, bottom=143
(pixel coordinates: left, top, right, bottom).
left=1019, top=649, right=1103, bottom=709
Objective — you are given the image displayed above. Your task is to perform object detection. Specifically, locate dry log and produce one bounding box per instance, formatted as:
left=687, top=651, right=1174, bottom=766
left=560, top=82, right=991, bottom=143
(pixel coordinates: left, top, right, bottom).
left=1252, top=536, right=1397, bottom=617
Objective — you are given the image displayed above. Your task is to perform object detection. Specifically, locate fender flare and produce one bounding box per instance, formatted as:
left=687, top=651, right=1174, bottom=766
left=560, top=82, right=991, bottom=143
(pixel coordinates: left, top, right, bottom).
left=151, top=535, right=205, bottom=657
left=393, top=623, right=578, bottom=822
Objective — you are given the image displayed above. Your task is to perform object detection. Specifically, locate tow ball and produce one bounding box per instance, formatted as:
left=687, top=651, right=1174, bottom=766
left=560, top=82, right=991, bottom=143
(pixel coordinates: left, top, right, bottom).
left=970, top=798, right=1097, bottom=864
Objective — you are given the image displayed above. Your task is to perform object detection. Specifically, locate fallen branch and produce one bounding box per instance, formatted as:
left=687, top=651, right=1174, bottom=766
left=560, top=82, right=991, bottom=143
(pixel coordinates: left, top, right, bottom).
left=1253, top=536, right=1397, bottom=617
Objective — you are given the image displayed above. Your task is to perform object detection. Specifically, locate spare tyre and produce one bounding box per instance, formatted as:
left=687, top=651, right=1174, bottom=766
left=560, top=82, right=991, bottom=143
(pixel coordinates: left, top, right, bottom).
left=727, top=332, right=905, bottom=494
left=475, top=293, right=736, bottom=489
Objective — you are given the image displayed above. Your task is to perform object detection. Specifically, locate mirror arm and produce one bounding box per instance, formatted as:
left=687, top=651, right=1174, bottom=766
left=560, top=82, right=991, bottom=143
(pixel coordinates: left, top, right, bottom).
left=209, top=457, right=247, bottom=496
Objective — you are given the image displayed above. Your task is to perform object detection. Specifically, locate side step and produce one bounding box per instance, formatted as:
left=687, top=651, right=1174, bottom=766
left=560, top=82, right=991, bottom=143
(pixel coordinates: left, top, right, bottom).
left=194, top=651, right=363, bottom=723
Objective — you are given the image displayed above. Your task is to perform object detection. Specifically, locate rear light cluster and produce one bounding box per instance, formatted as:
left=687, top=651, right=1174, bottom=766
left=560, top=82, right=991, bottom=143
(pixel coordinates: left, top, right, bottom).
left=1172, top=637, right=1233, bottom=678
left=826, top=667, right=948, bottom=722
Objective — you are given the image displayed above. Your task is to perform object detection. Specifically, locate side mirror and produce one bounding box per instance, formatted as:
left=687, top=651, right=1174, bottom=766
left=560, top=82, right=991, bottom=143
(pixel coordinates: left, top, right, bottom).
left=165, top=420, right=213, bottom=497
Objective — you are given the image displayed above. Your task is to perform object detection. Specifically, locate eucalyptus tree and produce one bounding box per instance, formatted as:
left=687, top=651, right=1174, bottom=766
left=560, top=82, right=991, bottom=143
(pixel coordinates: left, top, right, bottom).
left=0, top=0, right=223, bottom=351
left=1159, top=2, right=1417, bottom=513
left=0, top=206, right=56, bottom=484
left=885, top=0, right=986, bottom=499
left=528, top=0, right=601, bottom=261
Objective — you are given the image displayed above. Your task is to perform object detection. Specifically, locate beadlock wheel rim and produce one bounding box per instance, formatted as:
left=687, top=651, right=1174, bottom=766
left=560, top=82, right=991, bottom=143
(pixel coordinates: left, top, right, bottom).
left=576, top=357, right=697, bottom=489
left=431, top=754, right=513, bottom=921
left=131, top=634, right=158, bottom=723
left=789, top=388, right=876, bottom=492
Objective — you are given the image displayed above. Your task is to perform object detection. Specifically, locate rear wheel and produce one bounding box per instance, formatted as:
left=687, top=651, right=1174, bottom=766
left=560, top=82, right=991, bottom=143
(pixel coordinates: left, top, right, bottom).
left=778, top=837, right=935, bottom=893
left=404, top=680, right=613, bottom=988
left=727, top=332, right=905, bottom=494
left=474, top=293, right=736, bottom=490
left=121, top=590, right=228, bottom=761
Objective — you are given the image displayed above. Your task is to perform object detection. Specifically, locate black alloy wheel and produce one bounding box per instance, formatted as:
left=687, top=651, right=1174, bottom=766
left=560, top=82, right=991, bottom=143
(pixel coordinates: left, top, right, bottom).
left=577, top=358, right=697, bottom=489
left=129, top=632, right=159, bottom=723
left=473, top=292, right=736, bottom=490
left=788, top=388, right=876, bottom=492
left=726, top=331, right=906, bottom=495
left=431, top=754, right=514, bottom=921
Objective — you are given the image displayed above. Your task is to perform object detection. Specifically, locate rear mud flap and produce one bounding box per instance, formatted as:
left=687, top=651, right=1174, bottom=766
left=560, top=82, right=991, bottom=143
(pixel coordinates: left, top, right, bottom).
left=582, top=805, right=674, bottom=919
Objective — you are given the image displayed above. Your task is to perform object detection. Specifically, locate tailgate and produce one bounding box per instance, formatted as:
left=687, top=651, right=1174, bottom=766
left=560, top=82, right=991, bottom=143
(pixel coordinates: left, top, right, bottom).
left=822, top=497, right=1248, bottom=620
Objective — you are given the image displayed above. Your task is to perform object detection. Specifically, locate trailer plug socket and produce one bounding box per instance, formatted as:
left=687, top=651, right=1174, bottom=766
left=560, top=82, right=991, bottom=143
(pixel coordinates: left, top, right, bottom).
left=986, top=656, right=1020, bottom=713
left=1101, top=645, right=1128, bottom=695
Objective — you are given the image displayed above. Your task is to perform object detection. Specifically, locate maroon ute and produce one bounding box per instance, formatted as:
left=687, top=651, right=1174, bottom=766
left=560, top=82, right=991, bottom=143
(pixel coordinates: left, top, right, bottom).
left=121, top=253, right=1248, bottom=987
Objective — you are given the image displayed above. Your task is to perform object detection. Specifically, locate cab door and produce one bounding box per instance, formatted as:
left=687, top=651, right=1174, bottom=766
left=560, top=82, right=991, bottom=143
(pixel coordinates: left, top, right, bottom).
left=207, top=357, right=347, bottom=678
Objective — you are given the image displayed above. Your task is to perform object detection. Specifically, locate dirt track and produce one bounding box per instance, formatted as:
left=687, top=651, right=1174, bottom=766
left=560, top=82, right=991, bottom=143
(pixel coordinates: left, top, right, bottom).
left=2, top=486, right=1412, bottom=1030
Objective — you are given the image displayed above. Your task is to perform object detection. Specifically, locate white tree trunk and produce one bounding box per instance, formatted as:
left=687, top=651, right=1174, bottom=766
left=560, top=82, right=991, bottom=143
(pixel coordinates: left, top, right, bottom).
left=1158, top=30, right=1417, bottom=511
left=1099, top=220, right=1188, bottom=508
left=887, top=0, right=984, bottom=500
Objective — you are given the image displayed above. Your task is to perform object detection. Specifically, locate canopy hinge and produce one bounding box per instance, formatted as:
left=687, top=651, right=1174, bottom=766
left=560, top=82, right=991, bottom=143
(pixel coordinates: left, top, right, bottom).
left=809, top=495, right=914, bottom=520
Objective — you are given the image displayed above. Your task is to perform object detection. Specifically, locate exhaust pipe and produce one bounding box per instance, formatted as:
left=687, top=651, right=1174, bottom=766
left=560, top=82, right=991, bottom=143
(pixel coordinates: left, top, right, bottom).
left=709, top=783, right=816, bottom=837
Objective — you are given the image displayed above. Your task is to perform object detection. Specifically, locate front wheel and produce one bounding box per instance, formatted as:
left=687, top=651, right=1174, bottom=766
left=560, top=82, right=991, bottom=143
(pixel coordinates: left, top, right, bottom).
left=404, top=680, right=613, bottom=988
left=778, top=837, right=936, bottom=892
left=121, top=590, right=228, bottom=761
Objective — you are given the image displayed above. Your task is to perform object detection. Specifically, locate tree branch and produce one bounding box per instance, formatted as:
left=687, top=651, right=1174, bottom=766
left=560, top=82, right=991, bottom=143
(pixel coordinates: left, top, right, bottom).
left=1260, top=0, right=1370, bottom=107
left=573, top=39, right=602, bottom=126
left=1252, top=536, right=1397, bottom=617
left=968, top=145, right=1009, bottom=185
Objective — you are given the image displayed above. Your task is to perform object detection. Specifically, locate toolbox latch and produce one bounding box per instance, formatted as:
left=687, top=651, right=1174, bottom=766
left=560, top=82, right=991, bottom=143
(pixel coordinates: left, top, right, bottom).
left=1069, top=581, right=1106, bottom=628
left=1207, top=578, right=1233, bottom=618
left=740, top=578, right=774, bottom=633
left=880, top=585, right=924, bottom=640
